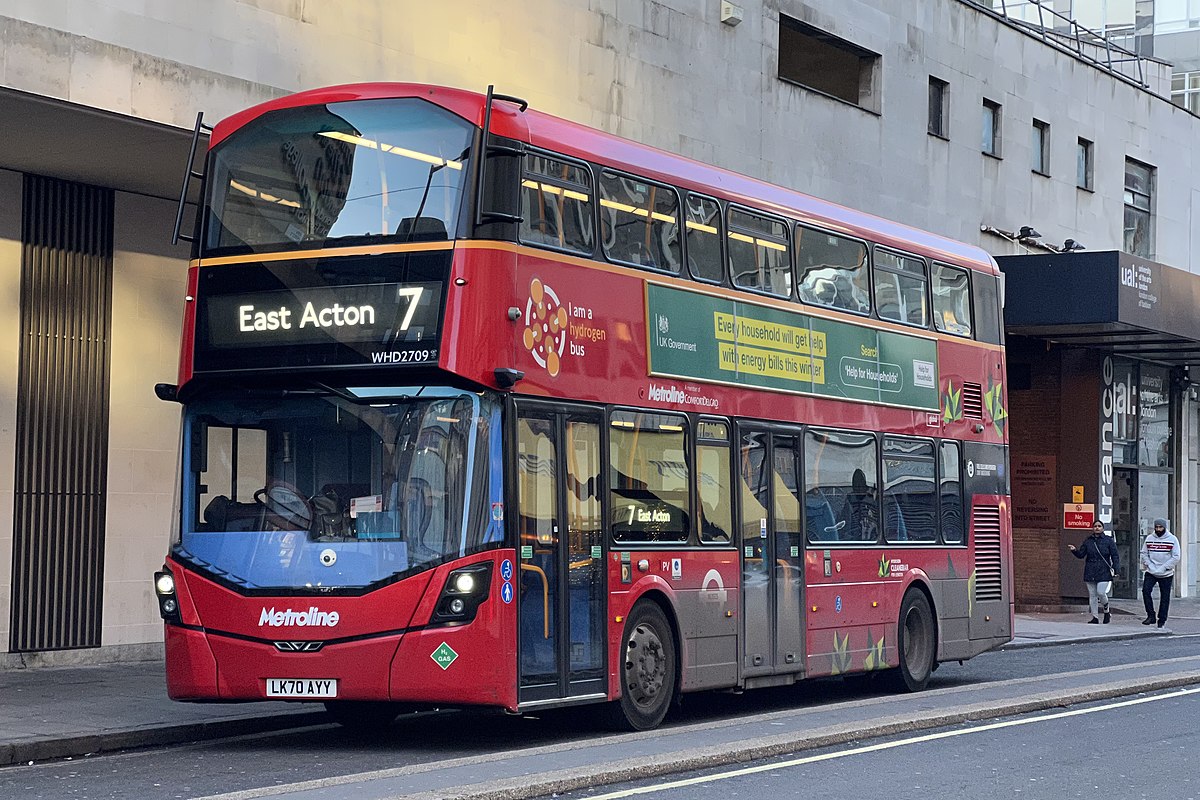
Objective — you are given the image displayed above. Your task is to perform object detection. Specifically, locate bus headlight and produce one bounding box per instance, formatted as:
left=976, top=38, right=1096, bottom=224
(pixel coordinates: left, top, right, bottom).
left=153, top=569, right=182, bottom=623
left=432, top=562, right=493, bottom=625
left=155, top=573, right=176, bottom=596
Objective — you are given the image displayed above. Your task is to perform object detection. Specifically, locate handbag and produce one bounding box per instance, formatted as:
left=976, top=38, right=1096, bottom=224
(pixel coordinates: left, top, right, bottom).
left=1091, top=537, right=1117, bottom=578
left=1099, top=547, right=1117, bottom=578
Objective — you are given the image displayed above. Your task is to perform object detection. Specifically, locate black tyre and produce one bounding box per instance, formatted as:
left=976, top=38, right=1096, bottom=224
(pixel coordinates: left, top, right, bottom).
left=886, top=590, right=936, bottom=692
left=606, top=602, right=676, bottom=731
left=323, top=700, right=401, bottom=731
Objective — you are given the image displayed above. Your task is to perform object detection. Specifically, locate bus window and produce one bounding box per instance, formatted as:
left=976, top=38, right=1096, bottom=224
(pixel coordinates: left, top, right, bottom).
left=940, top=440, right=965, bottom=544
left=874, top=249, right=929, bottom=327
left=796, top=226, right=870, bottom=314
left=972, top=272, right=1004, bottom=345
left=520, top=153, right=595, bottom=255
left=697, top=419, right=732, bottom=544
left=932, top=262, right=973, bottom=337
left=599, top=171, right=682, bottom=272
left=195, top=425, right=268, bottom=531
left=610, top=410, right=690, bottom=543
left=728, top=207, right=791, bottom=297
left=685, top=193, right=723, bottom=283
left=882, top=437, right=937, bottom=542
left=203, top=98, right=474, bottom=255
left=804, top=429, right=878, bottom=543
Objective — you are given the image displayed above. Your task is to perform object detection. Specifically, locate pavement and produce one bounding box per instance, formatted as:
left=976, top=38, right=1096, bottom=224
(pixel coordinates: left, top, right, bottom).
left=2, top=595, right=1199, bottom=796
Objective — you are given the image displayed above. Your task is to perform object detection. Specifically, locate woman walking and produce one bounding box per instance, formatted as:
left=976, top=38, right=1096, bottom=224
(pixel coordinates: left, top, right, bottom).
left=1068, top=521, right=1121, bottom=623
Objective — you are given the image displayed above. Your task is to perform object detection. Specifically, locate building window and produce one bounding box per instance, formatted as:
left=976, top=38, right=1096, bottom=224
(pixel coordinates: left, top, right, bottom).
left=1031, top=119, right=1050, bottom=175
left=928, top=77, right=949, bottom=138
left=1171, top=70, right=1200, bottom=114
left=1155, top=1, right=1200, bottom=34
left=1123, top=158, right=1154, bottom=257
left=982, top=99, right=1001, bottom=156
left=1077, top=138, right=1094, bottom=190
left=778, top=15, right=881, bottom=112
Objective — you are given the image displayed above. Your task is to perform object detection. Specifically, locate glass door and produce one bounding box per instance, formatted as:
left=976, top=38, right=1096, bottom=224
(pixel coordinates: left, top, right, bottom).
left=738, top=427, right=804, bottom=678
left=516, top=404, right=606, bottom=703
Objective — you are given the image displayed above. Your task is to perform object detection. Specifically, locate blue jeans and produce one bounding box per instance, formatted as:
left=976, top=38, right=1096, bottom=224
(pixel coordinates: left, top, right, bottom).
left=1142, top=573, right=1174, bottom=624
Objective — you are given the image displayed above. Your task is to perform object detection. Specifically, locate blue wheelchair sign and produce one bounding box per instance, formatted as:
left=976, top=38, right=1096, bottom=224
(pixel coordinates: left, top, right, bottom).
left=500, top=559, right=513, bottom=581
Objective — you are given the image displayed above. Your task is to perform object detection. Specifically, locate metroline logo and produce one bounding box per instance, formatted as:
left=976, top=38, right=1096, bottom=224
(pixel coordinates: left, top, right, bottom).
left=258, top=607, right=341, bottom=627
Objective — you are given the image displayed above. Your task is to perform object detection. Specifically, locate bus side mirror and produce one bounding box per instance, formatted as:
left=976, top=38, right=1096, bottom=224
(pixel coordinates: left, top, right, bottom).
left=155, top=383, right=179, bottom=402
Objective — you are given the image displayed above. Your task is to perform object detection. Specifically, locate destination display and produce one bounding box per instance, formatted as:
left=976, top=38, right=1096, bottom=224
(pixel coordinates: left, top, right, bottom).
left=647, top=284, right=939, bottom=410
left=198, top=280, right=443, bottom=369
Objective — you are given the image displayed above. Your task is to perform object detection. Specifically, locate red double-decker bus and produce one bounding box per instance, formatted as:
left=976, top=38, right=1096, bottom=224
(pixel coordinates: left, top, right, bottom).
left=154, top=83, right=1011, bottom=731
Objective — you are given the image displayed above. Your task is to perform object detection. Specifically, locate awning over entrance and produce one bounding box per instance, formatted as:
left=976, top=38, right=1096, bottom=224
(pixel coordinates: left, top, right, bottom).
left=999, top=251, right=1200, bottom=368
left=0, top=87, right=202, bottom=201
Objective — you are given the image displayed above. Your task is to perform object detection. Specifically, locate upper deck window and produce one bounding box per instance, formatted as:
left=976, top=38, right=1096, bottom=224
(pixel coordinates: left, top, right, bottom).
left=728, top=207, right=790, bottom=297
left=599, top=171, right=681, bottom=272
left=931, top=262, right=973, bottom=337
left=203, top=98, right=474, bottom=256
left=519, top=153, right=595, bottom=255
left=874, top=248, right=928, bottom=327
left=796, top=225, right=870, bottom=314
left=685, top=193, right=723, bottom=283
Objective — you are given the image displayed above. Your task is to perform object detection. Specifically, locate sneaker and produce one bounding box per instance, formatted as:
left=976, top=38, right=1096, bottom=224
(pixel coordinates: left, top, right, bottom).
left=1158, top=622, right=1166, bottom=628
left=1088, top=618, right=1099, bottom=624
left=1143, top=617, right=1156, bottom=625
left=1103, top=612, right=1111, bottom=624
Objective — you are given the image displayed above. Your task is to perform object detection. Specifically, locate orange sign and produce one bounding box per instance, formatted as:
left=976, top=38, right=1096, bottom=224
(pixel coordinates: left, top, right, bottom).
left=1063, top=503, right=1095, bottom=529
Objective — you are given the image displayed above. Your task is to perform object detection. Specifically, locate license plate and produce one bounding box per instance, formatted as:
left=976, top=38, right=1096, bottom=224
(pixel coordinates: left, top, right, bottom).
left=266, top=678, right=338, bottom=698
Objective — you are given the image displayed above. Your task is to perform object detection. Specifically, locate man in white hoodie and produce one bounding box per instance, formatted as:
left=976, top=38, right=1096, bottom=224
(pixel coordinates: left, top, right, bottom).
left=1141, top=517, right=1181, bottom=629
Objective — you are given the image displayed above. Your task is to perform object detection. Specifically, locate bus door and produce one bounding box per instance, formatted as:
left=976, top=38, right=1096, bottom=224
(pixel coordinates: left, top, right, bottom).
left=738, top=427, right=805, bottom=679
left=515, top=404, right=607, bottom=705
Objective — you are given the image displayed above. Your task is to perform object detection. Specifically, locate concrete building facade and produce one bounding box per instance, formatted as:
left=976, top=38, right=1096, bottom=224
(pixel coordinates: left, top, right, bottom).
left=2, top=0, right=1200, bottom=662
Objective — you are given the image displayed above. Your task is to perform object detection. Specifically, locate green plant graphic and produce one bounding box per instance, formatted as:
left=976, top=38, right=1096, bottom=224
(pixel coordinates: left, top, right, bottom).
left=878, top=553, right=890, bottom=578
left=863, top=630, right=887, bottom=671
left=984, top=377, right=1008, bottom=437
left=831, top=631, right=852, bottom=674
left=942, top=380, right=963, bottom=424
left=968, top=568, right=977, bottom=617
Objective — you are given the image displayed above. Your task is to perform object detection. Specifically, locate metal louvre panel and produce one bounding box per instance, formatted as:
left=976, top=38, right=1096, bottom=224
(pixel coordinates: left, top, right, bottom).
left=10, top=175, right=113, bottom=652
left=973, top=504, right=1003, bottom=602
left=962, top=381, right=984, bottom=420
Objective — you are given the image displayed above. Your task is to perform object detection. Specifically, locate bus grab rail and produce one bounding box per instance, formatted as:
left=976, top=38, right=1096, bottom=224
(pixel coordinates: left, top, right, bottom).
left=520, top=563, right=550, bottom=639
left=172, top=111, right=213, bottom=246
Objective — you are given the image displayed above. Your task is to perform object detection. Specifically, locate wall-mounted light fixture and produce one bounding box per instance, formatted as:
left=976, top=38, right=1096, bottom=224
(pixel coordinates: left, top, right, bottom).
left=720, top=1, right=744, bottom=26
left=1062, top=239, right=1085, bottom=251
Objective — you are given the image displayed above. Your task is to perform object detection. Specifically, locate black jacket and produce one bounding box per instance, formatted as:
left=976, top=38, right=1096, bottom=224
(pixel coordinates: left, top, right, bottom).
left=1072, top=533, right=1120, bottom=582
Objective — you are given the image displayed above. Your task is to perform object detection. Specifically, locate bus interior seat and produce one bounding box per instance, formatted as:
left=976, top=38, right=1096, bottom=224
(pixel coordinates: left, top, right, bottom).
left=396, top=217, right=448, bottom=241
left=804, top=490, right=838, bottom=540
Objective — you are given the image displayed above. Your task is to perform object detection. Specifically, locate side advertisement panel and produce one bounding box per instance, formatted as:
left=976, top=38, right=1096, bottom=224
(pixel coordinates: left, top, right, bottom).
left=646, top=284, right=939, bottom=411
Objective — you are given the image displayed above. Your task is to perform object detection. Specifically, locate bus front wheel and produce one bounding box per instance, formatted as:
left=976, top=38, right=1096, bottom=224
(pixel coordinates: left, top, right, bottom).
left=886, top=589, right=936, bottom=692
left=608, top=601, right=676, bottom=731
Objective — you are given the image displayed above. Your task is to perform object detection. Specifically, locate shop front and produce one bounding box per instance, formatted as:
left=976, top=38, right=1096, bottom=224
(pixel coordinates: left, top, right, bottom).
left=1000, top=251, right=1197, bottom=607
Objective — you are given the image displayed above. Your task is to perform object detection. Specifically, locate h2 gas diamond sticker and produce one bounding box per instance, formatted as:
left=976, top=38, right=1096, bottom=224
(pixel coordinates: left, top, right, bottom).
left=431, top=642, right=459, bottom=670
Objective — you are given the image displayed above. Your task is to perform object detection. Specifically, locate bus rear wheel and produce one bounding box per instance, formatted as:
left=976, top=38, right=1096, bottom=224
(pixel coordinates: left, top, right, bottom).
left=323, top=700, right=402, bottom=731
left=607, top=601, right=676, bottom=731
left=886, top=589, right=936, bottom=692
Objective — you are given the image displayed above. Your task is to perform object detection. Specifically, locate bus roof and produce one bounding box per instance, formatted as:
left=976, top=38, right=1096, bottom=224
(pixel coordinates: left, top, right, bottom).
left=209, top=82, right=996, bottom=274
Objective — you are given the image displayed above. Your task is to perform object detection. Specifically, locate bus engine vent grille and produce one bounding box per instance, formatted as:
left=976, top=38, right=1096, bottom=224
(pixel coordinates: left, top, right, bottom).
left=973, top=504, right=1003, bottom=602
left=962, top=382, right=984, bottom=419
